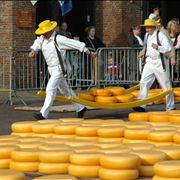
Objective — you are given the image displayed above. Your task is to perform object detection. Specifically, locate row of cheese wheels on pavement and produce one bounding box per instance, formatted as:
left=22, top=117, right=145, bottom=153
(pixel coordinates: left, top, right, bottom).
left=77, top=87, right=180, bottom=103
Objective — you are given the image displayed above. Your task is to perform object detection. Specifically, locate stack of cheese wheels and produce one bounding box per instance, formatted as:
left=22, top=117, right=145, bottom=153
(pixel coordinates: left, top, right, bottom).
left=148, top=130, right=176, bottom=146
left=11, top=121, right=37, bottom=137
left=148, top=113, right=169, bottom=122
left=173, top=133, right=180, bottom=145
left=34, top=174, right=77, bottom=180
left=38, top=149, right=73, bottom=174
left=68, top=152, right=101, bottom=178
left=78, top=92, right=95, bottom=102
left=10, top=148, right=39, bottom=172
left=131, top=150, right=168, bottom=177
left=124, top=143, right=155, bottom=151
left=99, top=153, right=140, bottom=180
left=0, top=169, right=25, bottom=180
left=153, top=160, right=180, bottom=180
left=168, top=114, right=180, bottom=123
left=97, top=126, right=124, bottom=143
left=0, top=145, right=18, bottom=169
left=128, top=112, right=149, bottom=121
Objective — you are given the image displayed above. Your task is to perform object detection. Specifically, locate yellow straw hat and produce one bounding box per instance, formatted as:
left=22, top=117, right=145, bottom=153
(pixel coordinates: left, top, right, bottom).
left=35, top=20, right=57, bottom=35
left=141, top=19, right=160, bottom=27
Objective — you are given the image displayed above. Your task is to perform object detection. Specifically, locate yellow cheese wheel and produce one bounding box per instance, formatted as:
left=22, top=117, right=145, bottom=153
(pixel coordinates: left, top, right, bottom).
left=152, top=126, right=176, bottom=131
left=11, top=148, right=39, bottom=162
left=150, top=141, right=173, bottom=147
left=32, top=134, right=53, bottom=138
left=10, top=161, right=39, bottom=172
left=60, top=118, right=83, bottom=123
left=173, top=133, right=180, bottom=144
left=100, top=153, right=140, bottom=169
left=0, top=169, right=25, bottom=180
left=131, top=150, right=168, bottom=165
left=17, top=137, right=44, bottom=143
left=89, top=88, right=111, bottom=96
left=169, top=115, right=180, bottom=123
left=54, top=124, right=79, bottom=135
left=155, top=146, right=180, bottom=160
left=128, top=112, right=149, bottom=121
left=95, top=96, right=117, bottom=103
left=75, top=126, right=98, bottom=136
left=37, top=120, right=60, bottom=124
left=173, top=89, right=180, bottom=97
left=0, top=159, right=11, bottom=169
left=0, top=140, right=18, bottom=147
left=149, top=122, right=171, bottom=126
left=39, top=150, right=73, bottom=163
left=74, top=146, right=99, bottom=153
left=33, top=174, right=77, bottom=180
left=0, top=135, right=19, bottom=141
left=11, top=121, right=36, bottom=133
left=138, top=165, right=154, bottom=177
left=38, top=163, right=69, bottom=174
left=105, top=87, right=125, bottom=95
left=124, top=143, right=155, bottom=151
left=94, top=142, right=124, bottom=149
left=152, top=175, right=180, bottom=180
left=124, top=128, right=151, bottom=140
left=175, top=96, right=180, bottom=102
left=32, top=123, right=58, bottom=134
left=97, top=126, right=124, bottom=138
left=0, top=145, right=18, bottom=159
left=131, top=90, right=139, bottom=98
left=52, top=134, right=75, bottom=139
left=168, top=110, right=180, bottom=114
left=148, top=130, right=176, bottom=142
left=116, top=94, right=134, bottom=103
left=78, top=92, right=95, bottom=102
left=65, top=140, right=95, bottom=147
left=124, top=122, right=150, bottom=129
left=154, top=160, right=180, bottom=178
left=98, top=137, right=123, bottom=143
left=99, top=168, right=139, bottom=180
left=148, top=114, right=169, bottom=122
left=17, top=142, right=42, bottom=149
left=70, top=152, right=102, bottom=165
left=39, top=144, right=71, bottom=151
left=68, top=164, right=99, bottom=178
left=40, top=138, right=67, bottom=144
left=74, top=136, right=98, bottom=141
left=99, top=147, right=132, bottom=154
left=11, top=132, right=34, bottom=137
left=122, top=139, right=148, bottom=144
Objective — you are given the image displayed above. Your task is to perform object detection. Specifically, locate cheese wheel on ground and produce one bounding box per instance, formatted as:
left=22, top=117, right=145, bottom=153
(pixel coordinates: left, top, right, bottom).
left=149, top=141, right=173, bottom=147
left=37, top=120, right=59, bottom=124
left=98, top=137, right=123, bottom=143
left=10, top=161, right=39, bottom=172
left=38, top=163, right=69, bottom=174
left=33, top=175, right=77, bottom=180
left=95, top=96, right=117, bottom=103
left=173, top=89, right=180, bottom=97
left=100, top=153, right=140, bottom=169
left=173, top=133, right=180, bottom=144
left=11, top=132, right=34, bottom=137
left=89, top=88, right=111, bottom=96
left=169, top=115, right=180, bottom=123
left=153, top=175, right=180, bottom=180
left=32, top=123, right=58, bottom=134
left=148, top=114, right=169, bottom=122
left=17, top=142, right=42, bottom=149
left=74, top=146, right=99, bottom=153
left=41, top=138, right=67, bottom=144
left=68, top=164, right=99, bottom=178
left=70, top=152, right=102, bottom=165
left=54, top=124, right=79, bottom=135
left=131, top=150, right=168, bottom=165
left=99, top=168, right=139, bottom=180
left=0, top=135, right=19, bottom=141
left=148, top=130, right=176, bottom=142
left=0, top=145, right=18, bottom=159
left=152, top=126, right=176, bottom=131
left=60, top=118, right=83, bottom=123
left=155, top=146, right=180, bottom=160
left=75, top=126, right=98, bottom=136
left=0, top=159, right=11, bottom=169
left=97, top=126, right=124, bottom=138
left=17, top=137, right=44, bottom=143
left=39, top=150, right=73, bottom=163
left=122, top=139, right=148, bottom=144
left=138, top=165, right=154, bottom=177
left=105, top=87, right=125, bottom=95
left=0, top=140, right=18, bottom=146
left=154, top=160, right=180, bottom=178
left=39, top=144, right=71, bottom=151
left=99, top=147, right=132, bottom=154
left=124, top=143, right=155, bottom=151
left=124, top=122, right=150, bottom=129
left=0, top=169, right=25, bottom=180
left=52, top=134, right=75, bottom=139
left=128, top=112, right=149, bottom=121
left=168, top=110, right=180, bottom=114
left=65, top=140, right=95, bottom=147
left=32, top=134, right=53, bottom=138
left=94, top=142, right=124, bottom=149
left=11, top=121, right=36, bottom=133
left=131, top=90, right=139, bottom=98
left=78, top=92, right=95, bottom=101
left=11, top=148, right=39, bottom=162
left=149, top=122, right=171, bottom=126
left=124, top=128, right=151, bottom=140
left=116, top=94, right=134, bottom=103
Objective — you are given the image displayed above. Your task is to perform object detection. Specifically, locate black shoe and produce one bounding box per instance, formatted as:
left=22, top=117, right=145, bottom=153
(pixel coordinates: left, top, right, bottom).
left=133, top=106, right=146, bottom=112
left=77, top=107, right=87, bottom=118
left=33, top=112, right=45, bottom=120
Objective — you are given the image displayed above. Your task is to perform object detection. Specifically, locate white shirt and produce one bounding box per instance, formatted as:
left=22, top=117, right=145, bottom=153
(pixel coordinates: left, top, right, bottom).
left=144, top=29, right=172, bottom=59
left=31, top=31, right=88, bottom=67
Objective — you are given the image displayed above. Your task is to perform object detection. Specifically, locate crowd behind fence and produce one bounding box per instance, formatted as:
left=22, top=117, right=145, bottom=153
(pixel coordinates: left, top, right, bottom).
left=0, top=48, right=180, bottom=105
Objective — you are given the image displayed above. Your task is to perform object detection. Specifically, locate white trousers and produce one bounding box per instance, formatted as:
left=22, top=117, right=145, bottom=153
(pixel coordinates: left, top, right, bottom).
left=139, top=57, right=175, bottom=110
left=40, top=65, right=84, bottom=118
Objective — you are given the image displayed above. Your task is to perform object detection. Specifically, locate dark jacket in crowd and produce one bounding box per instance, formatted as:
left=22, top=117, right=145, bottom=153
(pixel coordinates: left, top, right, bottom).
left=127, top=34, right=143, bottom=47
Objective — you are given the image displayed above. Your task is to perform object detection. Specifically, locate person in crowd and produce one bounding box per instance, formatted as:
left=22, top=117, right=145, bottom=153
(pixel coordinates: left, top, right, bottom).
left=28, top=20, right=95, bottom=120
left=167, top=18, right=180, bottom=49
left=149, top=7, right=160, bottom=22
left=133, top=19, right=175, bottom=112
left=127, top=25, right=143, bottom=47
left=59, top=21, right=72, bottom=38
left=83, top=26, right=106, bottom=51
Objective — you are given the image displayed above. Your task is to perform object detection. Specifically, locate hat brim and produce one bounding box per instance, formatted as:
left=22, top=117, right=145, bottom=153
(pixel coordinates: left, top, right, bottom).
left=35, top=21, right=57, bottom=35
left=141, top=23, right=160, bottom=27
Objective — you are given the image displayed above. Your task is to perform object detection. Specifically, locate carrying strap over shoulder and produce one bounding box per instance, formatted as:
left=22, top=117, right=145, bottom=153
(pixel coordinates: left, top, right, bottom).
left=54, top=34, right=67, bottom=77
left=157, top=30, right=166, bottom=72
